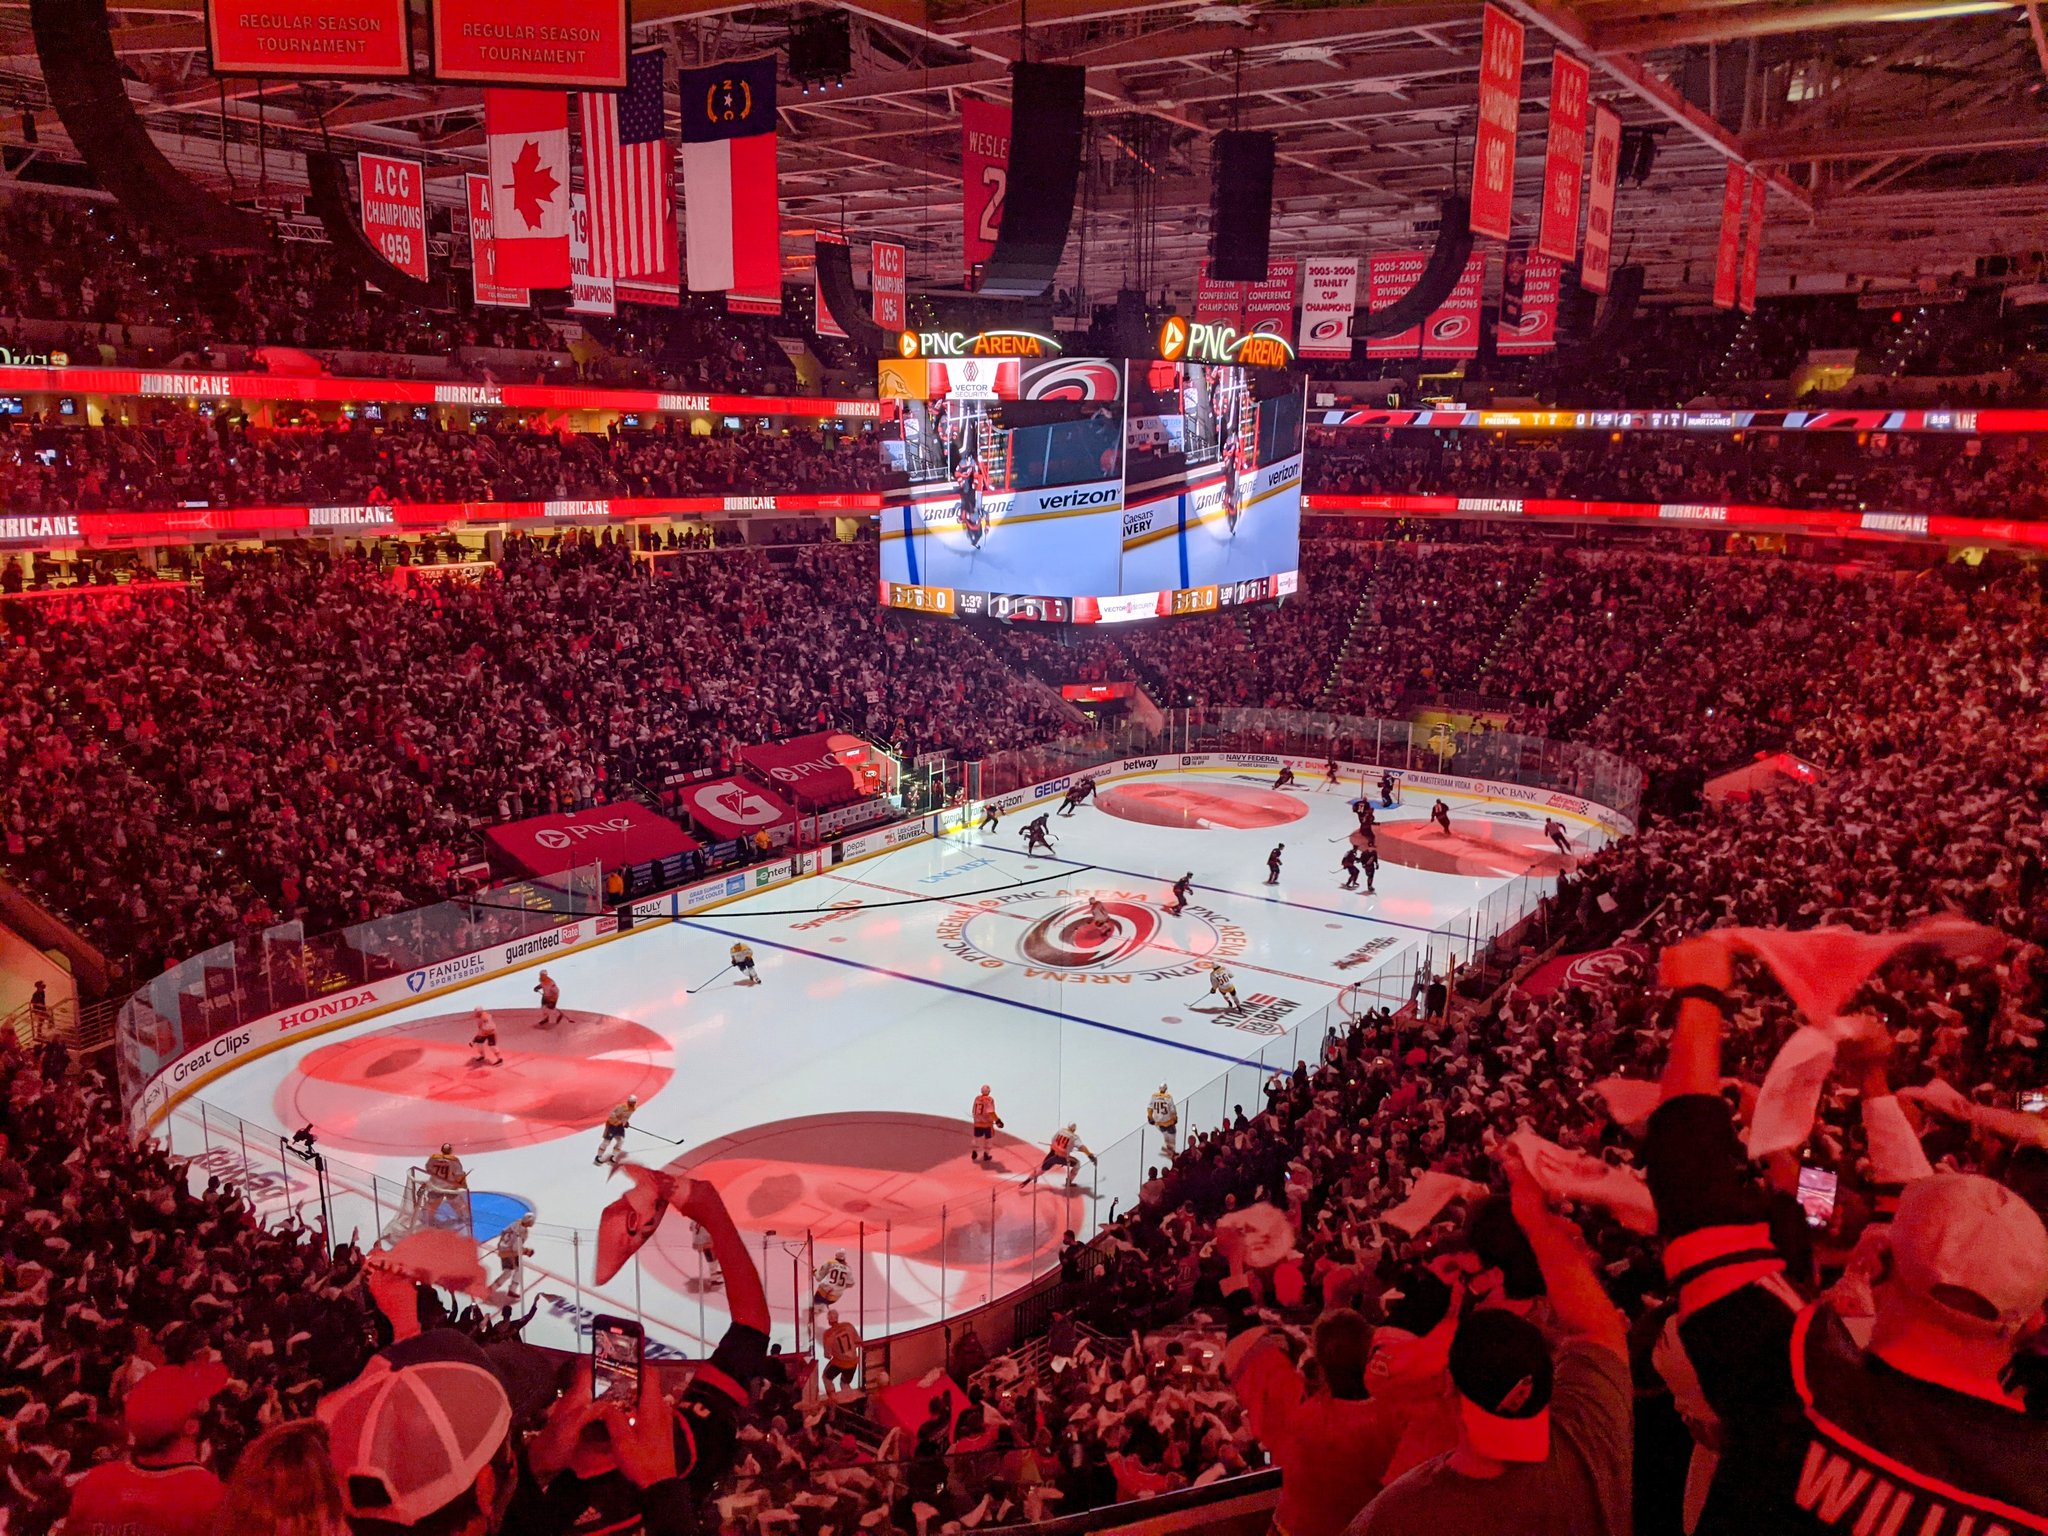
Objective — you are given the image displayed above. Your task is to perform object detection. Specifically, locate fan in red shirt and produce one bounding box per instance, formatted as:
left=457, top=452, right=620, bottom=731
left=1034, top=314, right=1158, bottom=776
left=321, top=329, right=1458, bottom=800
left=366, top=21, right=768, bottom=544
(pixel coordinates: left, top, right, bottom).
left=63, top=1360, right=229, bottom=1536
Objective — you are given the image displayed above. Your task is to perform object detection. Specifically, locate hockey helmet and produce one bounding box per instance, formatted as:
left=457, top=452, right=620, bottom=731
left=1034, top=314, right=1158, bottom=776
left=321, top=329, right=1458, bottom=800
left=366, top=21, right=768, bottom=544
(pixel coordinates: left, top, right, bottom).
left=980, top=1084, right=991, bottom=1095
left=440, top=1142, right=453, bottom=1155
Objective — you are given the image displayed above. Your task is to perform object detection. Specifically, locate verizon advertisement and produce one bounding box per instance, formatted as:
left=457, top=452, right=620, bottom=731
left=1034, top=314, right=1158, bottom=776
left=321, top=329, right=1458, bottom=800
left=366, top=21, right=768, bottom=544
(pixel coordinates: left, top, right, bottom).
left=1296, top=258, right=1358, bottom=360
left=428, top=0, right=627, bottom=88
left=1471, top=4, right=1526, bottom=241
left=206, top=0, right=412, bottom=79
left=359, top=153, right=429, bottom=281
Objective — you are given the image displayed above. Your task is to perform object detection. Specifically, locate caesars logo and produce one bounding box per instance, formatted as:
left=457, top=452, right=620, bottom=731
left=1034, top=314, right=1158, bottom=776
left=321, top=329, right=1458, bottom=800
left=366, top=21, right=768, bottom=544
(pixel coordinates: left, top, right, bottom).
left=938, top=887, right=1246, bottom=984
left=276, top=987, right=378, bottom=1032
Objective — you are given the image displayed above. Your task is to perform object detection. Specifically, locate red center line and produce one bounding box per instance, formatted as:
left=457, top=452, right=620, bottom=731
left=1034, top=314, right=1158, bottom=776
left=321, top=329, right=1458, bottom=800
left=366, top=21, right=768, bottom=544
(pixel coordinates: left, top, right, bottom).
left=829, top=876, right=1348, bottom=992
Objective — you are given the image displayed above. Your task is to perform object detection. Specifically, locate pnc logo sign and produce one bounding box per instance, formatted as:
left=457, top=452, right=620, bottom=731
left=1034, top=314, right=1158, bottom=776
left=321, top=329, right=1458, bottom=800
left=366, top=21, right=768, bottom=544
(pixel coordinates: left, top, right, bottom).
left=1157, top=316, right=1294, bottom=368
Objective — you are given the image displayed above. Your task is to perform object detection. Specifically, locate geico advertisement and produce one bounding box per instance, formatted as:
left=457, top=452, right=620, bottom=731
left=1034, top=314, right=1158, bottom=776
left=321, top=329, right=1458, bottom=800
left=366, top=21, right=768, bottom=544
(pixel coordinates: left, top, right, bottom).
left=878, top=478, right=1125, bottom=600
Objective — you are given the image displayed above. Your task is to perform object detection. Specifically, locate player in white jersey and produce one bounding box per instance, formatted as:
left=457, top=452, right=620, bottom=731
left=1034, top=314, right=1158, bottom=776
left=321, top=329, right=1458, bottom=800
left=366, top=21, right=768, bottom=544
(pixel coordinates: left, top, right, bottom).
left=1146, top=1084, right=1179, bottom=1159
left=1026, top=1123, right=1097, bottom=1187
left=970, top=1084, right=1004, bottom=1163
left=730, top=941, right=760, bottom=986
left=496, top=1213, right=535, bottom=1296
left=468, top=1007, right=503, bottom=1066
left=594, top=1095, right=637, bottom=1165
left=811, top=1251, right=853, bottom=1312
left=1208, top=965, right=1243, bottom=1013
left=534, top=968, right=561, bottom=1029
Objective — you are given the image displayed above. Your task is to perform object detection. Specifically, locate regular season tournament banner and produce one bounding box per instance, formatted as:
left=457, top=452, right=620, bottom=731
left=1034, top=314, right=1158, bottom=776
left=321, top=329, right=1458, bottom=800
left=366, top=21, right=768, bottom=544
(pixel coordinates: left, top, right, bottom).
left=1297, top=257, right=1358, bottom=359
left=465, top=172, right=531, bottom=308
left=961, top=98, right=1012, bottom=287
left=1471, top=4, right=1526, bottom=242
left=1421, top=251, right=1486, bottom=357
left=1364, top=252, right=1428, bottom=358
left=358, top=152, right=428, bottom=281
left=1538, top=52, right=1590, bottom=262
left=429, top=0, right=628, bottom=89
left=205, top=0, right=412, bottom=79
left=1497, top=247, right=1561, bottom=355
left=1713, top=162, right=1745, bottom=309
left=1581, top=104, right=1623, bottom=296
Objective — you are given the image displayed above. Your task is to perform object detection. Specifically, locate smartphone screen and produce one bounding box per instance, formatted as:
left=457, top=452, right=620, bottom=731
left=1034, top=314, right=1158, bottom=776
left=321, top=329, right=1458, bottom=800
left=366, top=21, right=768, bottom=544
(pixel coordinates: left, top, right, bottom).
left=591, top=1314, right=644, bottom=1404
left=2022, top=1091, right=2048, bottom=1114
left=1796, top=1165, right=1839, bottom=1230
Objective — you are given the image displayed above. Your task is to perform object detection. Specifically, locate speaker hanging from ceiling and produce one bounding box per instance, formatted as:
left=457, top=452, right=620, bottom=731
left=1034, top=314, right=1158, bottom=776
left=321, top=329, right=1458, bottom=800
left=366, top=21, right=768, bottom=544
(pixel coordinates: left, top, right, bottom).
left=815, top=239, right=896, bottom=355
left=305, top=153, right=452, bottom=312
left=1210, top=130, right=1276, bottom=283
left=1356, top=196, right=1476, bottom=339
left=30, top=0, right=268, bottom=252
left=977, top=63, right=1086, bottom=299
left=1572, top=263, right=1645, bottom=352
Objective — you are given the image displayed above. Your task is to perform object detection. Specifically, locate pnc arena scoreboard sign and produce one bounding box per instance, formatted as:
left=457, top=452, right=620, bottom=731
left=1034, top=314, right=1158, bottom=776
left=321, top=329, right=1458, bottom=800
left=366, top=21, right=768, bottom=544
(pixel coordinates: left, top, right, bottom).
left=1157, top=315, right=1295, bottom=369
left=896, top=328, right=1061, bottom=360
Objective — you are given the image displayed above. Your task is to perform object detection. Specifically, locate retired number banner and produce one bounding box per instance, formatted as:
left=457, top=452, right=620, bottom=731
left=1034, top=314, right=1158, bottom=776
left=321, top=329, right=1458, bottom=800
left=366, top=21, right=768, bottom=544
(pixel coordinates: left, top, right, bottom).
left=961, top=99, right=1012, bottom=288
left=1471, top=5, right=1526, bottom=242
left=1538, top=53, right=1589, bottom=262
left=206, top=0, right=412, bottom=79
left=1713, top=163, right=1745, bottom=309
left=429, top=0, right=627, bottom=89
left=1581, top=104, right=1622, bottom=295
left=358, top=153, right=428, bottom=281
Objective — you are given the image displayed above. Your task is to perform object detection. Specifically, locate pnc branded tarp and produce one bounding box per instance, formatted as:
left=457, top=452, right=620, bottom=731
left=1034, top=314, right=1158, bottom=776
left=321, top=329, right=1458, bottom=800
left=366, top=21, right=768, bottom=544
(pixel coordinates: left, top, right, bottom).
left=679, top=775, right=797, bottom=842
left=483, top=803, right=698, bottom=877
left=739, top=731, right=882, bottom=811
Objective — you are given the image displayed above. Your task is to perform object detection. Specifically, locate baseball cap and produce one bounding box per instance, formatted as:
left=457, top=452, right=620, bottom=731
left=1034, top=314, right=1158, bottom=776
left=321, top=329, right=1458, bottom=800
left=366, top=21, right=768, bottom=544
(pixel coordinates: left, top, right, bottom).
left=1448, top=1309, right=1554, bottom=1464
left=125, top=1360, right=229, bottom=1448
left=320, top=1355, right=511, bottom=1526
left=380, top=1328, right=561, bottom=1429
left=1890, top=1172, right=2048, bottom=1333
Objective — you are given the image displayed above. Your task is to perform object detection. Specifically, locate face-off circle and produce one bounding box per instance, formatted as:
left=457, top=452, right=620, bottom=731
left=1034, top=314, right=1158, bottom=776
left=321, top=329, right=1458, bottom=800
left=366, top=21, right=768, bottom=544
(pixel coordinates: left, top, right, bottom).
left=275, top=1010, right=674, bottom=1156
left=1096, top=779, right=1309, bottom=831
left=940, top=888, right=1244, bottom=981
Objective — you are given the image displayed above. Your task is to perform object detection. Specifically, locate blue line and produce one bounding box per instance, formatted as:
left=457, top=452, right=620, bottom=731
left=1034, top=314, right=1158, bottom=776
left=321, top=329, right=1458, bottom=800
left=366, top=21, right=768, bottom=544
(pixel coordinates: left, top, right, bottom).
left=676, top=917, right=1259, bottom=1069
left=900, top=503, right=920, bottom=586
left=1176, top=489, right=1190, bottom=588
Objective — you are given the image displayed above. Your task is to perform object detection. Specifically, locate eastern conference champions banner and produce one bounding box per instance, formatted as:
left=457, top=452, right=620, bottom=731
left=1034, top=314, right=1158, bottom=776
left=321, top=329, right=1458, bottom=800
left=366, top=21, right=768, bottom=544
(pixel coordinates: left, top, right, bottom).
left=876, top=356, right=1304, bottom=621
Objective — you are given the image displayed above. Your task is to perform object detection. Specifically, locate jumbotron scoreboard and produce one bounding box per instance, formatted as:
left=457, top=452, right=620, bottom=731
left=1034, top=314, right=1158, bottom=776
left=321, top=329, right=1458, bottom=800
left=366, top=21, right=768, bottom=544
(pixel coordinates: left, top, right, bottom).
left=875, top=319, right=1305, bottom=624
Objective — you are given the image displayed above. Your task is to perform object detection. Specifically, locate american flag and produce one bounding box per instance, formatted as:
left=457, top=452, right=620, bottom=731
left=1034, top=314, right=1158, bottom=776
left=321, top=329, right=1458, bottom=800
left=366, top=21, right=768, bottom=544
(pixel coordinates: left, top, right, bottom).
left=580, top=48, right=677, bottom=284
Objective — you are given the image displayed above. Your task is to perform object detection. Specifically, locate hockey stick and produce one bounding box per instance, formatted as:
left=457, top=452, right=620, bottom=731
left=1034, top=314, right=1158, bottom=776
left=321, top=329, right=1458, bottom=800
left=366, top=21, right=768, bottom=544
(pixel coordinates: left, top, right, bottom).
left=628, top=1126, right=687, bottom=1148
left=686, top=965, right=731, bottom=994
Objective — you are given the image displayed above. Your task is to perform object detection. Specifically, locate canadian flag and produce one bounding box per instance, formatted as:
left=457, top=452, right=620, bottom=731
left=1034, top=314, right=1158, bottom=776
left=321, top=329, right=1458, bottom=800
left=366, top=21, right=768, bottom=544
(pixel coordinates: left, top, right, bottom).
left=484, top=89, right=571, bottom=289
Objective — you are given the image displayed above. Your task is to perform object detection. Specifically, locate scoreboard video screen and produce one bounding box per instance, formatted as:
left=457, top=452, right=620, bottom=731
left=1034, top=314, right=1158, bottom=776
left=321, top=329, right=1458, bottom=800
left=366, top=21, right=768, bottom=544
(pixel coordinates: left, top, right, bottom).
left=877, top=336, right=1303, bottom=624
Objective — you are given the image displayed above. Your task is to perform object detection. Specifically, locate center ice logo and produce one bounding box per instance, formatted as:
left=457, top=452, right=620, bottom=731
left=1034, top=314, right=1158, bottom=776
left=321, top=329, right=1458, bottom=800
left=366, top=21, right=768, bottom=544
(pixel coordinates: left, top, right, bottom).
left=937, top=887, right=1246, bottom=983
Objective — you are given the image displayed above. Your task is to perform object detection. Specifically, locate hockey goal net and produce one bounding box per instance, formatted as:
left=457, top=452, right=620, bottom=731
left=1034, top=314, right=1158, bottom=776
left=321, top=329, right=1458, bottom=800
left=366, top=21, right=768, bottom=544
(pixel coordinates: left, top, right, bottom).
left=380, top=1166, right=475, bottom=1246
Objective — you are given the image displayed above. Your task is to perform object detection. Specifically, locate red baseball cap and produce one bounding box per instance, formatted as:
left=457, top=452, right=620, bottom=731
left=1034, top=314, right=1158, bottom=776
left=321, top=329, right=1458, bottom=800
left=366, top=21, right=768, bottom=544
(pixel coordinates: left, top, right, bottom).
left=125, top=1361, right=229, bottom=1448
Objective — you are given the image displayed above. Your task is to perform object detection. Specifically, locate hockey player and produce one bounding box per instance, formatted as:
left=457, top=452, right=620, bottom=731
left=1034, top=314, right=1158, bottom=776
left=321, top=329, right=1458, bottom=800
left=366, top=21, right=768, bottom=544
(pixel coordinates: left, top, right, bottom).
left=1207, top=964, right=1243, bottom=1013
left=1359, top=842, right=1380, bottom=895
left=811, top=1250, right=853, bottom=1313
left=1265, top=843, right=1285, bottom=885
left=534, top=968, right=562, bottom=1029
left=594, top=1095, right=637, bottom=1165
left=1023, top=814, right=1057, bottom=857
left=1379, top=770, right=1397, bottom=808
left=1057, top=777, right=1097, bottom=817
left=730, top=941, right=760, bottom=987
left=1543, top=816, right=1573, bottom=859
left=1167, top=873, right=1195, bottom=917
left=1430, top=798, right=1452, bottom=836
left=1352, top=796, right=1376, bottom=833
left=979, top=802, right=1002, bottom=834
left=821, top=1310, right=862, bottom=1395
left=1084, top=894, right=1112, bottom=930
left=496, top=1213, right=535, bottom=1296
left=971, top=1084, right=1005, bottom=1163
left=1146, top=1084, right=1179, bottom=1159
left=1322, top=758, right=1340, bottom=792
left=692, top=1219, right=723, bottom=1289
left=422, top=1143, right=468, bottom=1227
left=1027, top=1123, right=1097, bottom=1187
left=1340, top=848, right=1362, bottom=891
left=1271, top=764, right=1296, bottom=792
left=469, top=1007, right=503, bottom=1067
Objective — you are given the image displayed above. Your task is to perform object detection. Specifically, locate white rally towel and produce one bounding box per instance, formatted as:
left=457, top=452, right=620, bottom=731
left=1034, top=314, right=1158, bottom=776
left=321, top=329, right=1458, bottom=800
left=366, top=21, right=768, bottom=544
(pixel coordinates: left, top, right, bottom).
left=1380, top=1170, right=1488, bottom=1236
left=1507, top=1130, right=1659, bottom=1234
left=484, top=89, right=571, bottom=288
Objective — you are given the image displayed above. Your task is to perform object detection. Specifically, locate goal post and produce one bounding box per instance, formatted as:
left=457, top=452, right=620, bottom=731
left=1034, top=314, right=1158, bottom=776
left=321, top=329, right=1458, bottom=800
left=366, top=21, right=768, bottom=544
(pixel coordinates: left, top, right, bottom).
left=381, top=1165, right=475, bottom=1246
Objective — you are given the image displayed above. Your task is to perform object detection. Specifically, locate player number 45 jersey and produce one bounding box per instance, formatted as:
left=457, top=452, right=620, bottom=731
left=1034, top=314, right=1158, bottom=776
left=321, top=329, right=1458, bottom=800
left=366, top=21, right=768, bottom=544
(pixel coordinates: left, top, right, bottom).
left=1148, top=1093, right=1178, bottom=1128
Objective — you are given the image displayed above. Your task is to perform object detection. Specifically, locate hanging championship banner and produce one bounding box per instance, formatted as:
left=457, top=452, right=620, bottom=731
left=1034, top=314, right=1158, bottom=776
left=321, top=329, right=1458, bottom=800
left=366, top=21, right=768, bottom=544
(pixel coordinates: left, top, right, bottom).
left=1497, top=246, right=1561, bottom=355
left=871, top=240, right=906, bottom=330
left=569, top=193, right=617, bottom=316
left=1739, top=173, right=1766, bottom=314
left=1471, top=4, right=1525, bottom=241
left=357, top=152, right=427, bottom=281
left=813, top=234, right=848, bottom=339
left=1297, top=257, right=1358, bottom=359
left=1538, top=53, right=1589, bottom=262
left=1581, top=104, right=1622, bottom=296
left=961, top=98, right=1012, bottom=288
left=1713, top=163, right=1745, bottom=309
left=207, top=0, right=411, bottom=79
left=429, top=0, right=627, bottom=88
left=1364, top=251, right=1427, bottom=358
left=465, top=172, right=530, bottom=309
left=1194, top=259, right=1242, bottom=323
left=1243, top=257, right=1299, bottom=334
left=1421, top=251, right=1486, bottom=356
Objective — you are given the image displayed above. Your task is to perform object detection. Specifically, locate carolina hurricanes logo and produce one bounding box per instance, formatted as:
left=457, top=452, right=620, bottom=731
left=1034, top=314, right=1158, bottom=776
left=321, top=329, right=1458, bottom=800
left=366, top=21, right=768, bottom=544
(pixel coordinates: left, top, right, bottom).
left=1429, top=314, right=1475, bottom=343
left=1022, top=361, right=1124, bottom=401
left=1018, top=899, right=1160, bottom=969
left=1310, top=319, right=1345, bottom=341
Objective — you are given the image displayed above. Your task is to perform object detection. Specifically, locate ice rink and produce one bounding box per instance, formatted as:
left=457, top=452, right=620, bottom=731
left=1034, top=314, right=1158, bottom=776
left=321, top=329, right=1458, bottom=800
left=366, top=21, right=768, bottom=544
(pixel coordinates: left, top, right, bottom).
left=186, top=769, right=1591, bottom=1357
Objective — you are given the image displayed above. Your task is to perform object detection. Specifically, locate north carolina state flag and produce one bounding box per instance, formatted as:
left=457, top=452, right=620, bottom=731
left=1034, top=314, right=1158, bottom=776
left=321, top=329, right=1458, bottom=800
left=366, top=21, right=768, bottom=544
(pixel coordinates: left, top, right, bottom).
left=679, top=56, right=779, bottom=298
left=485, top=89, right=572, bottom=288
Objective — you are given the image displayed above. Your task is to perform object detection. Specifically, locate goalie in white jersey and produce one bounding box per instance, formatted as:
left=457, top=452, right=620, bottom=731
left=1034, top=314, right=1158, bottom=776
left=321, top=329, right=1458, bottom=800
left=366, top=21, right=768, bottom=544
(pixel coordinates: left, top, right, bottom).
left=1146, top=1084, right=1180, bottom=1159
